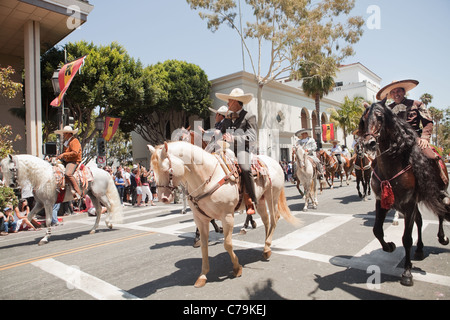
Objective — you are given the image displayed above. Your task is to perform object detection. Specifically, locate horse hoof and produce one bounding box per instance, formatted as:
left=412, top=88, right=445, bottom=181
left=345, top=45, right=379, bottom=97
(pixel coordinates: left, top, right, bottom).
left=262, top=250, right=272, bottom=260
left=438, top=236, right=449, bottom=246
left=89, top=229, right=96, bottom=235
left=38, top=240, right=48, bottom=246
left=233, top=265, right=243, bottom=278
left=414, top=250, right=424, bottom=261
left=239, top=228, right=247, bottom=235
left=193, top=239, right=201, bottom=248
left=384, top=242, right=396, bottom=253
left=392, top=220, right=399, bottom=226
left=108, top=224, right=113, bottom=230
left=194, top=277, right=207, bottom=288
left=251, top=221, right=257, bottom=229
left=401, top=274, right=414, bottom=287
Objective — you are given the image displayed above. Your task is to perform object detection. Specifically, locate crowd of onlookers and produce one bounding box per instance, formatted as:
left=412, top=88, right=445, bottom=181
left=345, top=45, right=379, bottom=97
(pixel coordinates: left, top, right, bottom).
left=0, top=163, right=158, bottom=236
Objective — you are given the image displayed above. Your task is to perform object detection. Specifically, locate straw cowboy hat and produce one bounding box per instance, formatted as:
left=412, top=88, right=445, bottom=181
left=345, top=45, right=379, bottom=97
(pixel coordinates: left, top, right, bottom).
left=376, top=79, right=419, bottom=100
left=215, top=88, right=254, bottom=105
left=295, top=128, right=312, bottom=138
left=208, top=105, right=229, bottom=116
left=55, top=125, right=79, bottom=135
left=331, top=139, right=340, bottom=144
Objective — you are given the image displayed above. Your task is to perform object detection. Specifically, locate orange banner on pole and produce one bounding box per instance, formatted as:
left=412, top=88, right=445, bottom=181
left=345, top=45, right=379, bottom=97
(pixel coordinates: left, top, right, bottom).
left=102, top=116, right=121, bottom=142
left=322, top=123, right=334, bottom=142
left=50, top=56, right=87, bottom=107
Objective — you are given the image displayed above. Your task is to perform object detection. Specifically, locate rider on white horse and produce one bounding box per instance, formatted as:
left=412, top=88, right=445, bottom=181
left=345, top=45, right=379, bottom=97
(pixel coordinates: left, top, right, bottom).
left=295, top=128, right=324, bottom=179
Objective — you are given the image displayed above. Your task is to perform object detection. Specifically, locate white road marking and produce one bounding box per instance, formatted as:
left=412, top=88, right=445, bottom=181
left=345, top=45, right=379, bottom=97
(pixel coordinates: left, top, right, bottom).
left=32, top=258, right=140, bottom=300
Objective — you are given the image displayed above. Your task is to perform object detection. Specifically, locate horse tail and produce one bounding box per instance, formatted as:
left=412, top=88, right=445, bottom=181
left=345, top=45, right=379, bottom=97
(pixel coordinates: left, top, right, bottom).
left=277, top=188, right=301, bottom=227
left=105, top=173, right=124, bottom=224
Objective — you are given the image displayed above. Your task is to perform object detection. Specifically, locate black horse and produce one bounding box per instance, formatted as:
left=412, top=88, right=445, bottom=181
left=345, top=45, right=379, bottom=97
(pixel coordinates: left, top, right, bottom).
left=359, top=99, right=450, bottom=286
left=353, top=138, right=372, bottom=200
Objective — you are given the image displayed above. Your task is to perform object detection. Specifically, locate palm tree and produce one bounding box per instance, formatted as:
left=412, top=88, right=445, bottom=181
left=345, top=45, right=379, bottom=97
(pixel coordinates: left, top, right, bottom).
left=328, top=96, right=365, bottom=145
left=298, top=61, right=335, bottom=145
left=420, top=93, right=433, bottom=107
left=429, top=106, right=443, bottom=146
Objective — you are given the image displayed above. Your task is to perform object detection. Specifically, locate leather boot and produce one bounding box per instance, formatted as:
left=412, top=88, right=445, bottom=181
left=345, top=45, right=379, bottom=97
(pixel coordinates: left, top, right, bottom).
left=243, top=193, right=256, bottom=215
left=67, top=176, right=82, bottom=199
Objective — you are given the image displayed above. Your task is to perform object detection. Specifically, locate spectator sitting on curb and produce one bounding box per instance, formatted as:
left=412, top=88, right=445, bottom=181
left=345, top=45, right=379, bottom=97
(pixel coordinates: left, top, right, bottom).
left=2, top=207, right=17, bottom=235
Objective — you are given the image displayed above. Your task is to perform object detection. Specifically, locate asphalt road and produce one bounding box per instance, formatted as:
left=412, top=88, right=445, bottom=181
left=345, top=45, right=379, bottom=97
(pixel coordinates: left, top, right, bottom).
left=0, top=174, right=449, bottom=303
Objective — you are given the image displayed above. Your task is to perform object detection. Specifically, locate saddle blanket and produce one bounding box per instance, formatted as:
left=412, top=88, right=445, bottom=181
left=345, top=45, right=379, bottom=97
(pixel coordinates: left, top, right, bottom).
left=53, top=163, right=94, bottom=192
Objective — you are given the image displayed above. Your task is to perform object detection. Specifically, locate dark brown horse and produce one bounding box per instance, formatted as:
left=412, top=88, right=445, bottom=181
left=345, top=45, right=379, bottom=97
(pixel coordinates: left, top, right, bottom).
left=359, top=99, right=450, bottom=286
left=353, top=138, right=373, bottom=200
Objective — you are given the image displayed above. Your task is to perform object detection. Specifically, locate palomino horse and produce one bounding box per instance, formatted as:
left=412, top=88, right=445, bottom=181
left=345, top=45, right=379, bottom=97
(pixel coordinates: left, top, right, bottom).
left=148, top=141, right=300, bottom=287
left=1, top=155, right=123, bottom=245
left=292, top=146, right=319, bottom=211
left=353, top=138, right=372, bottom=200
left=360, top=99, right=450, bottom=286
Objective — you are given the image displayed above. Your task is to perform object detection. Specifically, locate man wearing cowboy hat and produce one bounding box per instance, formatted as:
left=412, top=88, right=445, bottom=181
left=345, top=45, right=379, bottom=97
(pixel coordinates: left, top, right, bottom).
left=377, top=79, right=448, bottom=185
left=295, top=128, right=324, bottom=179
left=55, top=125, right=83, bottom=199
left=216, top=88, right=258, bottom=214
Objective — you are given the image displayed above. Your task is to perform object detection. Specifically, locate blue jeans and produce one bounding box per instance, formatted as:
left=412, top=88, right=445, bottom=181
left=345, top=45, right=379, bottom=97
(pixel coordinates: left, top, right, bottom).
left=52, top=203, right=60, bottom=224
left=3, top=220, right=17, bottom=233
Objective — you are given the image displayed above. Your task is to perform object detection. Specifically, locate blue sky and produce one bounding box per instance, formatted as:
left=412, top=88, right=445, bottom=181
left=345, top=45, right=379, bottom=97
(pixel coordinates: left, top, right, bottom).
left=59, top=0, right=450, bottom=110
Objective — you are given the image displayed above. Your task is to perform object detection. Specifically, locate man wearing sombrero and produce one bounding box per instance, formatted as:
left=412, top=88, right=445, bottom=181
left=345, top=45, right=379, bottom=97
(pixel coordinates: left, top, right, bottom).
left=295, top=128, right=324, bottom=179
left=55, top=125, right=83, bottom=199
left=216, top=88, right=257, bottom=214
left=377, top=79, right=448, bottom=185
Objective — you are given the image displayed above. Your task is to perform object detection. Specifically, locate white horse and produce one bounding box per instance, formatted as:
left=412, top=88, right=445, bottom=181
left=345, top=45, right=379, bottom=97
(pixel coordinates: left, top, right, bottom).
left=1, top=154, right=123, bottom=245
left=147, top=141, right=300, bottom=288
left=293, top=146, right=318, bottom=211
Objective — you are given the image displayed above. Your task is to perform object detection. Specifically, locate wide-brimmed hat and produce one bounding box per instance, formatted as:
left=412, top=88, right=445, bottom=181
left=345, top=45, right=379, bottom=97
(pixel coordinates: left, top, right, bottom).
left=376, top=79, right=419, bottom=100
left=55, top=125, right=79, bottom=135
left=295, top=128, right=312, bottom=138
left=3, top=207, right=12, bottom=212
left=331, top=139, right=340, bottom=144
left=215, top=88, right=253, bottom=105
left=209, top=105, right=229, bottom=116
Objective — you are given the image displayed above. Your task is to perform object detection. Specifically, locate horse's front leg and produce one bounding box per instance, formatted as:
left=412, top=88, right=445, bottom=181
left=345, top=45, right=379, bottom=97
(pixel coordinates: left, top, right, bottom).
left=38, top=203, right=54, bottom=246
left=373, top=200, right=396, bottom=253
left=193, top=215, right=210, bottom=288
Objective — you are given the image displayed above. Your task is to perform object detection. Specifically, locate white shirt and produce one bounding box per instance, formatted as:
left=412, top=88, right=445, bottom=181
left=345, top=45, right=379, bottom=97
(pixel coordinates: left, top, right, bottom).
left=296, top=137, right=317, bottom=155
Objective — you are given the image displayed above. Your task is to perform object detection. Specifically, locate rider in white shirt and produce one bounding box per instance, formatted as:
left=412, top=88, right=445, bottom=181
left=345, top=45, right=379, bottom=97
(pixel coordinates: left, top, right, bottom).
left=295, top=128, right=324, bottom=179
left=330, top=140, right=343, bottom=165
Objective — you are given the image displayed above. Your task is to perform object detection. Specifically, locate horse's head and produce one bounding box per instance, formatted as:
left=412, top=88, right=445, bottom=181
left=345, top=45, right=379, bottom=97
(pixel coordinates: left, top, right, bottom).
left=147, top=142, right=185, bottom=204
left=0, top=155, right=19, bottom=188
left=293, top=145, right=307, bottom=168
left=359, top=98, right=391, bottom=152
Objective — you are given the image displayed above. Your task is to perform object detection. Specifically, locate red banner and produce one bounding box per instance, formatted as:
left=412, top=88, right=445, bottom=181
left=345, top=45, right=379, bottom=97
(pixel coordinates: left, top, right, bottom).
left=50, top=56, right=86, bottom=107
left=102, top=116, right=121, bottom=142
left=322, top=123, right=334, bottom=142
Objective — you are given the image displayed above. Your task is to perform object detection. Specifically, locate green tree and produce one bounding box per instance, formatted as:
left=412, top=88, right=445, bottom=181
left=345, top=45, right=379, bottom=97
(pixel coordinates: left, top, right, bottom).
left=328, top=95, right=365, bottom=145
left=420, top=93, right=433, bottom=107
left=429, top=106, right=444, bottom=146
left=0, top=66, right=23, bottom=99
left=187, top=0, right=364, bottom=138
left=41, top=41, right=145, bottom=150
left=117, top=60, right=212, bottom=145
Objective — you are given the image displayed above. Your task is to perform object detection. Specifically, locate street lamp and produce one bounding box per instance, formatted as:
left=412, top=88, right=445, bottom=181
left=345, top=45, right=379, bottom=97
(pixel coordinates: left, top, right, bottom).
left=95, top=116, right=106, bottom=160
left=315, top=125, right=322, bottom=149
left=51, top=69, right=61, bottom=94
left=95, top=116, right=105, bottom=132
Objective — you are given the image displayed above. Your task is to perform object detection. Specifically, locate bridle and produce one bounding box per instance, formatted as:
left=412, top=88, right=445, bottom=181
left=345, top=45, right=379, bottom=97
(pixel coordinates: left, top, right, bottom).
left=155, top=152, right=177, bottom=192
left=6, top=155, right=19, bottom=188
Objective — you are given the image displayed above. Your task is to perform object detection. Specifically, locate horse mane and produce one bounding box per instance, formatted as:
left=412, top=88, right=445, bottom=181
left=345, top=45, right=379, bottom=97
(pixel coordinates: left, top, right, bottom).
left=363, top=102, right=449, bottom=217
left=16, top=155, right=55, bottom=191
